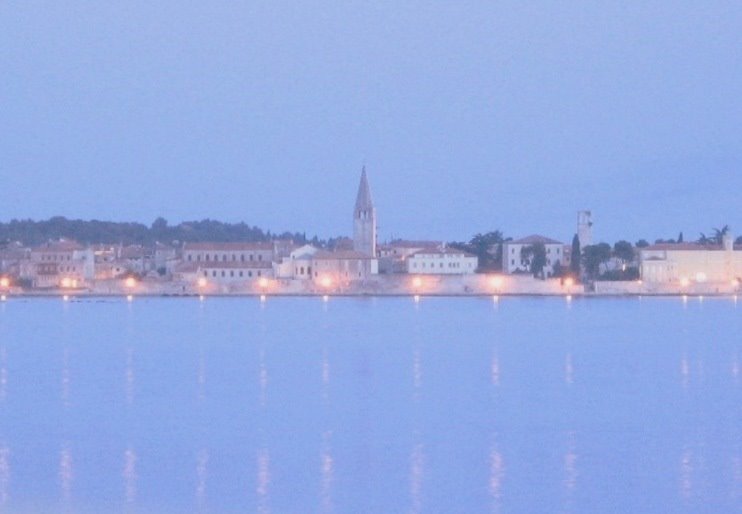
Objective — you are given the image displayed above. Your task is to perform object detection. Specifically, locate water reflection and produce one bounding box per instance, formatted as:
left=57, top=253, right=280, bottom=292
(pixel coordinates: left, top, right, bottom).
left=491, top=354, right=500, bottom=387
left=61, top=348, right=71, bottom=408
left=123, top=447, right=137, bottom=504
left=412, top=349, right=423, bottom=398
left=196, top=449, right=208, bottom=510
left=680, top=355, right=690, bottom=389
left=489, top=437, right=504, bottom=513
left=733, top=455, right=742, bottom=500
left=256, top=448, right=271, bottom=514
left=321, top=349, right=330, bottom=405
left=320, top=431, right=334, bottom=513
left=259, top=349, right=268, bottom=408
left=0, top=446, right=9, bottom=507
left=409, top=439, right=425, bottom=514
left=679, top=446, right=693, bottom=501
left=732, top=354, right=739, bottom=384
left=562, top=431, right=578, bottom=512
left=59, top=444, right=73, bottom=504
left=565, top=354, right=574, bottom=386
left=125, top=348, right=135, bottom=406
left=0, top=348, right=6, bottom=403
left=197, top=351, right=206, bottom=402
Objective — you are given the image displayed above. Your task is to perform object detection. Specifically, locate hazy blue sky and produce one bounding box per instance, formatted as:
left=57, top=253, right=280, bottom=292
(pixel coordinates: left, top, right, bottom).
left=1, top=2, right=740, bottom=243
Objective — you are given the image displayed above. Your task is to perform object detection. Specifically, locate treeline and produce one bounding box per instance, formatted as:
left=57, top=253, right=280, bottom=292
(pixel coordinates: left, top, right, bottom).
left=0, top=217, right=310, bottom=246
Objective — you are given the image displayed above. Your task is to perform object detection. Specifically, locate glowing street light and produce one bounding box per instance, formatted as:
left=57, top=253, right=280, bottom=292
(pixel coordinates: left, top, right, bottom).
left=680, top=277, right=690, bottom=288
left=412, top=276, right=423, bottom=289
left=61, top=277, right=72, bottom=288
left=490, top=276, right=503, bottom=290
left=125, top=277, right=137, bottom=288
left=258, top=277, right=269, bottom=289
left=320, top=276, right=333, bottom=289
left=564, top=277, right=575, bottom=288
left=197, top=277, right=208, bottom=288
left=0, top=277, right=9, bottom=289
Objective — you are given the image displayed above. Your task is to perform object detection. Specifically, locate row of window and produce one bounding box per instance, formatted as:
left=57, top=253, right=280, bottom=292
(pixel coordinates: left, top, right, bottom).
left=411, top=261, right=471, bottom=269
left=187, top=253, right=266, bottom=263
left=39, top=254, right=72, bottom=261
left=203, top=269, right=263, bottom=278
left=295, top=266, right=312, bottom=275
left=510, top=247, right=562, bottom=254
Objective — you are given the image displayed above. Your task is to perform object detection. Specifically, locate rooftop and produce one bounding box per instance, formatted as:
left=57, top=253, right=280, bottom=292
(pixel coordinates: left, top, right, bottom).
left=508, top=235, right=564, bottom=245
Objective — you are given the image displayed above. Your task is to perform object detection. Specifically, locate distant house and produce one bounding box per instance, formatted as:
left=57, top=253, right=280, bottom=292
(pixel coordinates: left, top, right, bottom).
left=377, top=240, right=442, bottom=274
left=274, top=244, right=319, bottom=280
left=311, top=250, right=378, bottom=283
left=406, top=247, right=478, bottom=275
left=502, top=235, right=570, bottom=277
left=21, top=240, right=91, bottom=288
left=182, top=242, right=278, bottom=265
left=640, top=234, right=742, bottom=284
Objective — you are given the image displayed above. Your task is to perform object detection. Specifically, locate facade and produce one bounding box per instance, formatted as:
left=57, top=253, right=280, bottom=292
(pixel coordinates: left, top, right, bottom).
left=377, top=240, right=442, bottom=274
left=640, top=235, right=742, bottom=284
left=502, top=235, right=570, bottom=277
left=406, top=247, right=478, bottom=275
left=182, top=242, right=276, bottom=265
left=22, top=240, right=91, bottom=288
left=197, top=261, right=273, bottom=282
left=312, top=251, right=378, bottom=283
left=274, top=244, right=319, bottom=280
left=353, top=167, right=377, bottom=257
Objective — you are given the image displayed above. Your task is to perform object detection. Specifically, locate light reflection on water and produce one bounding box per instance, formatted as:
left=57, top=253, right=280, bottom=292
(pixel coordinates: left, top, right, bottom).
left=59, top=444, right=73, bottom=505
left=123, top=447, right=137, bottom=505
left=256, top=448, right=270, bottom=514
left=0, top=297, right=738, bottom=513
left=0, top=446, right=9, bottom=507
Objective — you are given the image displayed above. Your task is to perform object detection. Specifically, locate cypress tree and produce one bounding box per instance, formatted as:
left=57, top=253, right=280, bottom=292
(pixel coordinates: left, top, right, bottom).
left=570, top=234, right=581, bottom=276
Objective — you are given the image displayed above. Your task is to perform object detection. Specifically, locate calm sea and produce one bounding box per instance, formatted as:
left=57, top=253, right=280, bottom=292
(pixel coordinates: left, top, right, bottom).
left=0, top=296, right=740, bottom=513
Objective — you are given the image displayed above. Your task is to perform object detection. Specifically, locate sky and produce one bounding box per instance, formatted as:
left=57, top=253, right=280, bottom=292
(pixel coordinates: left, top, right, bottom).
left=1, top=1, right=741, bottom=244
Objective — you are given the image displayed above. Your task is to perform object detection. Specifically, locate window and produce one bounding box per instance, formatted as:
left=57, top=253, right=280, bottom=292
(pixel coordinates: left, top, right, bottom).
left=206, top=254, right=210, bottom=261
left=232, top=255, right=236, bottom=261
left=188, top=255, right=192, bottom=261
left=221, top=271, right=225, bottom=277
left=197, top=255, right=201, bottom=261
left=241, top=255, right=245, bottom=262
left=230, top=271, right=234, bottom=277
left=258, top=255, right=263, bottom=261
left=222, top=254, right=227, bottom=262
left=257, top=271, right=262, bottom=277
left=248, top=271, right=253, bottom=277
left=212, top=271, right=217, bottom=277
left=249, top=255, right=254, bottom=261
left=300, top=266, right=304, bottom=275
left=203, top=271, right=207, bottom=277
left=239, top=271, right=243, bottom=277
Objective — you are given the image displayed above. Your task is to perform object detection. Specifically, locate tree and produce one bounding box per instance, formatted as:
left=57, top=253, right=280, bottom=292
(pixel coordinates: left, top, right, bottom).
left=582, top=243, right=612, bottom=279
left=521, top=243, right=546, bottom=278
left=613, top=240, right=634, bottom=264
left=635, top=239, right=650, bottom=248
left=570, top=234, right=581, bottom=276
left=678, top=232, right=684, bottom=243
left=713, top=225, right=730, bottom=244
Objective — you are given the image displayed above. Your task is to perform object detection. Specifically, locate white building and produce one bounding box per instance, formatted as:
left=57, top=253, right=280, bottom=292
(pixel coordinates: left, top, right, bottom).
left=22, top=240, right=92, bottom=288
left=182, top=242, right=277, bottom=265
left=377, top=240, right=442, bottom=274
left=406, top=247, right=478, bottom=275
left=640, top=234, right=742, bottom=284
left=274, top=244, right=319, bottom=280
left=502, top=235, right=570, bottom=277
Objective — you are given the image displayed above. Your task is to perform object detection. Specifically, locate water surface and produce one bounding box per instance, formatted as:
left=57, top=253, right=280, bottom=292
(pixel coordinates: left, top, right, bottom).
left=0, top=296, right=740, bottom=513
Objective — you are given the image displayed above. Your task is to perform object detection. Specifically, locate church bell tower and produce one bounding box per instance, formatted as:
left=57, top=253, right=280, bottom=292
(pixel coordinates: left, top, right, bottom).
left=353, top=166, right=377, bottom=257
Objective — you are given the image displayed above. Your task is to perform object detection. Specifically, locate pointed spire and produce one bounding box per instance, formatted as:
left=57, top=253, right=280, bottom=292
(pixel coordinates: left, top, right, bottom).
left=354, top=166, right=374, bottom=211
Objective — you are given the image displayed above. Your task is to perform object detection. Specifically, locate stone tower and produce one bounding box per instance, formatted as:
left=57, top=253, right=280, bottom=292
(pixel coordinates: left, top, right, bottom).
left=577, top=210, right=593, bottom=248
left=353, top=166, right=377, bottom=257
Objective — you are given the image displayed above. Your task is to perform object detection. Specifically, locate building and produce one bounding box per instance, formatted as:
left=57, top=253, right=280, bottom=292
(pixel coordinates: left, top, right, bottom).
left=274, top=244, right=319, bottom=280
left=578, top=211, right=593, bottom=248
left=22, top=240, right=91, bottom=288
left=197, top=261, right=273, bottom=282
left=353, top=166, right=377, bottom=257
left=640, top=233, right=742, bottom=284
left=377, top=240, right=442, bottom=274
left=406, top=247, right=478, bottom=275
left=182, top=242, right=277, bottom=265
left=502, top=235, right=570, bottom=277
left=312, top=251, right=378, bottom=284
